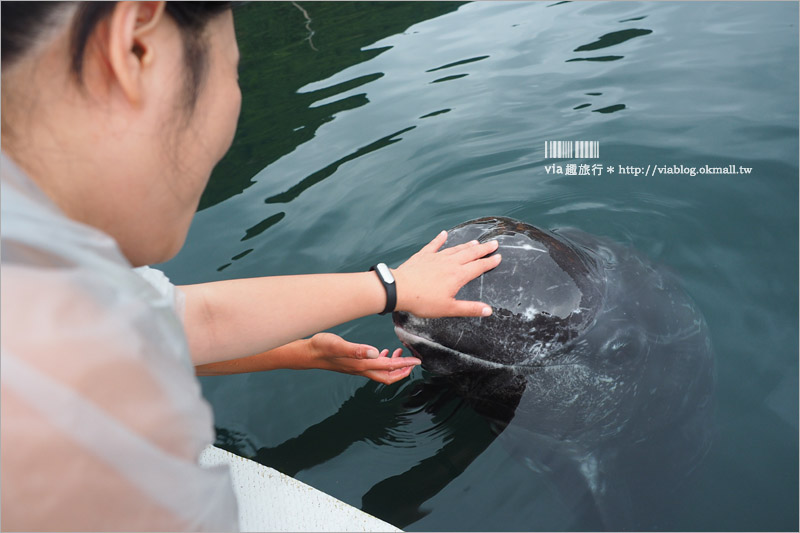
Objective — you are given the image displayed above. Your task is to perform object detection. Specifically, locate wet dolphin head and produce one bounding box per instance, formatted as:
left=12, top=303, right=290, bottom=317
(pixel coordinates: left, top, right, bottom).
left=393, top=217, right=605, bottom=374
left=393, top=217, right=715, bottom=530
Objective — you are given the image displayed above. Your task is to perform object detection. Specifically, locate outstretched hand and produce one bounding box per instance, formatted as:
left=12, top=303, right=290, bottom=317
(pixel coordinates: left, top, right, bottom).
left=392, top=230, right=501, bottom=318
left=308, top=332, right=420, bottom=385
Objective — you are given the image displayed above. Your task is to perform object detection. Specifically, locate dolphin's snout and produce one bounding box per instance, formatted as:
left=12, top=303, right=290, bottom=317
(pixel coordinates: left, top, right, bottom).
left=393, top=325, right=424, bottom=361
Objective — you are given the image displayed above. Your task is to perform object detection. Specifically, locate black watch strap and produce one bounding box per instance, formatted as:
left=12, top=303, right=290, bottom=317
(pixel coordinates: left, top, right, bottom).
left=370, top=263, right=397, bottom=315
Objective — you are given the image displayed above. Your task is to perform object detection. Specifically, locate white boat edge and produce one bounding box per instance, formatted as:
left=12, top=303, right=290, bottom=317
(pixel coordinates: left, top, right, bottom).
left=199, top=445, right=403, bottom=532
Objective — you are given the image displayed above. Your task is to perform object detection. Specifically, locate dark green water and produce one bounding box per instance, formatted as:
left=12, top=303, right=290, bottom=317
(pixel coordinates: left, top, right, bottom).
left=161, top=2, right=799, bottom=530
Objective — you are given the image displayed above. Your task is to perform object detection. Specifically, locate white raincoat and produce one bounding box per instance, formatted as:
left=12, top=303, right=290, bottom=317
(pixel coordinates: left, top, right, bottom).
left=0, top=153, right=239, bottom=531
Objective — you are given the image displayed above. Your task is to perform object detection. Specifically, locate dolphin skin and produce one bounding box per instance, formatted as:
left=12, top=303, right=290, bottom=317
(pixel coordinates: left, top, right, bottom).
left=393, top=216, right=714, bottom=530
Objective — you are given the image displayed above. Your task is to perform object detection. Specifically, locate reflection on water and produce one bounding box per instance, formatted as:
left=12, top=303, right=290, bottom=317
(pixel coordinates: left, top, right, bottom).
left=264, top=126, right=417, bottom=204
left=216, top=376, right=499, bottom=530
left=427, top=55, right=491, bottom=72
left=573, top=28, right=653, bottom=52
left=162, top=1, right=798, bottom=531
left=201, top=2, right=464, bottom=211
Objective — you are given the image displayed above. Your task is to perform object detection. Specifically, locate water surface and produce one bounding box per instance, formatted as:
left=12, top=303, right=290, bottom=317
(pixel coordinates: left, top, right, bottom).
left=162, top=2, right=798, bottom=530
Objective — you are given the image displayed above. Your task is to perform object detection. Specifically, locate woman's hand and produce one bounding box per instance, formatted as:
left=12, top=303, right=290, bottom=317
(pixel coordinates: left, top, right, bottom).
left=196, top=332, right=419, bottom=384
left=392, top=230, right=501, bottom=318
left=307, top=332, right=420, bottom=385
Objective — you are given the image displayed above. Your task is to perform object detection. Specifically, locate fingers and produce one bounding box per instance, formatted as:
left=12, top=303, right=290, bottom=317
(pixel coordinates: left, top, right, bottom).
left=343, top=345, right=417, bottom=384
left=357, top=347, right=404, bottom=361
left=347, top=347, right=418, bottom=368
left=447, top=253, right=501, bottom=317
left=353, top=344, right=381, bottom=359
left=384, top=365, right=415, bottom=384
left=464, top=253, right=502, bottom=279
left=450, top=299, right=494, bottom=317
left=441, top=240, right=479, bottom=255
left=370, top=355, right=420, bottom=370
left=313, top=333, right=386, bottom=360
left=361, top=352, right=419, bottom=384
left=420, top=230, right=448, bottom=254
left=454, top=239, right=499, bottom=263
left=441, top=239, right=499, bottom=260
left=367, top=365, right=415, bottom=385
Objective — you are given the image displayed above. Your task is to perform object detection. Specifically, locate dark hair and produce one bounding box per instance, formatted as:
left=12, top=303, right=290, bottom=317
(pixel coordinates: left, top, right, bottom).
left=1, top=1, right=231, bottom=110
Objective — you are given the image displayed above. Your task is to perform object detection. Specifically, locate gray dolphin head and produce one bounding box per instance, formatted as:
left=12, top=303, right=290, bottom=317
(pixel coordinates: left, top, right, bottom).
left=392, top=217, right=714, bottom=530
left=393, top=216, right=606, bottom=374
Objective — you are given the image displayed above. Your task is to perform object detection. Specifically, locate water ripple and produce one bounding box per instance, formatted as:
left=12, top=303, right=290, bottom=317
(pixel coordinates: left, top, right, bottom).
left=573, top=28, right=653, bottom=52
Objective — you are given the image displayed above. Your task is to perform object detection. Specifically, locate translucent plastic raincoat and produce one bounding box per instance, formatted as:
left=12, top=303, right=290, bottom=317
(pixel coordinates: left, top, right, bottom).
left=0, top=153, right=239, bottom=531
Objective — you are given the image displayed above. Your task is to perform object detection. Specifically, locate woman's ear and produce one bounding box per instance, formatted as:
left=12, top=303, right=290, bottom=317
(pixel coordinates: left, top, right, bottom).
left=105, top=1, right=166, bottom=105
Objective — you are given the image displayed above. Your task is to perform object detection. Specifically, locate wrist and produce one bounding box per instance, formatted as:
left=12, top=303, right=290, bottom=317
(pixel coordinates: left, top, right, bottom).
left=370, top=263, right=397, bottom=315
left=300, top=337, right=322, bottom=369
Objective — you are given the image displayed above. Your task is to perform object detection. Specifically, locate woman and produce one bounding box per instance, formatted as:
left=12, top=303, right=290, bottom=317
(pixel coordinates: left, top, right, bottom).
left=0, top=2, right=501, bottom=530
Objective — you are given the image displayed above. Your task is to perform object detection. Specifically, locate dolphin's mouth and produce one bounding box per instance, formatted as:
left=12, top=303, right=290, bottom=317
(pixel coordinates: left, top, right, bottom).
left=394, top=326, right=582, bottom=371
left=395, top=326, right=523, bottom=371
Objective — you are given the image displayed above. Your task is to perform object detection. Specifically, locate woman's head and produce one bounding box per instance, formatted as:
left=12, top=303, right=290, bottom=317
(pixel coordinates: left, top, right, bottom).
left=1, top=2, right=241, bottom=266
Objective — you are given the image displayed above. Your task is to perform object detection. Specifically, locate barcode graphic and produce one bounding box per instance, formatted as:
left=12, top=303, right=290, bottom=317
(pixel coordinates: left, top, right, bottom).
left=545, top=140, right=599, bottom=159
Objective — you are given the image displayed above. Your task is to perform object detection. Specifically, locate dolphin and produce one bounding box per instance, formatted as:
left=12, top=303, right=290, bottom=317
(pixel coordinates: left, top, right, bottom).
left=393, top=216, right=714, bottom=530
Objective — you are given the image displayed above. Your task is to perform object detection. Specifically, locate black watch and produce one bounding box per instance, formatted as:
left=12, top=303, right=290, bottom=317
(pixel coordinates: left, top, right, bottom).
left=370, top=263, right=397, bottom=315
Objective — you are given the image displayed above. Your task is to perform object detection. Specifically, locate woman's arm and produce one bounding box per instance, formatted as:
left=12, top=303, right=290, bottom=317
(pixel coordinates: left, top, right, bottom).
left=181, top=232, right=500, bottom=366
left=194, top=332, right=421, bottom=385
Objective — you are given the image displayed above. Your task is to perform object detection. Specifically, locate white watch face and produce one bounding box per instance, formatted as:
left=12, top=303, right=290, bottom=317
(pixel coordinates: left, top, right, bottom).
left=376, top=263, right=395, bottom=284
